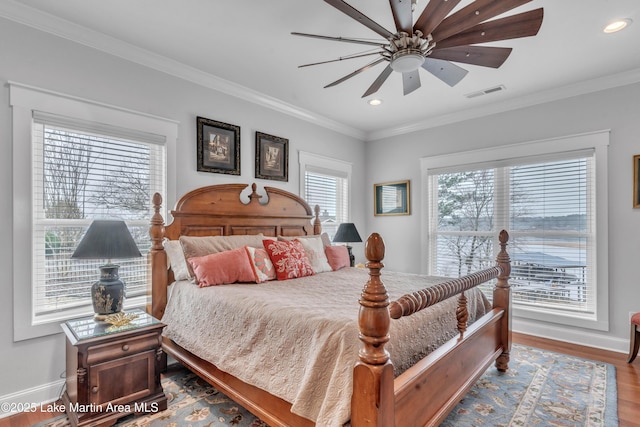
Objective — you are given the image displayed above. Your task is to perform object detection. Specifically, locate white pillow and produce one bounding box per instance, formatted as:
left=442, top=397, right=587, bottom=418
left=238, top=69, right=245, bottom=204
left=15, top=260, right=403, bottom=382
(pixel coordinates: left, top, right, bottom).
left=295, top=236, right=333, bottom=273
left=163, top=239, right=190, bottom=281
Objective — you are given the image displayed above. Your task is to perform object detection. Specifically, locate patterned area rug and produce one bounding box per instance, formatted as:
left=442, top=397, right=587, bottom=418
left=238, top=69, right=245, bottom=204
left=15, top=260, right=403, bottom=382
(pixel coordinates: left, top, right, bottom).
left=35, top=344, right=617, bottom=427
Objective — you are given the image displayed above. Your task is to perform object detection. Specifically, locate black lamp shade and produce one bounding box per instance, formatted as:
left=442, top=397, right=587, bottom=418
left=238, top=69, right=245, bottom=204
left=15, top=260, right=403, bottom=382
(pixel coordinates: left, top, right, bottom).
left=72, top=220, right=141, bottom=260
left=333, top=223, right=361, bottom=267
left=333, top=223, right=362, bottom=244
left=72, top=220, right=141, bottom=319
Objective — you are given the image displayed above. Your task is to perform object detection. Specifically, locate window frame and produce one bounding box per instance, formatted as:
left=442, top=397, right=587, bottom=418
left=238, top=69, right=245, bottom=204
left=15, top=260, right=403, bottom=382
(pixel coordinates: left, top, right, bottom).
left=299, top=151, right=353, bottom=239
left=10, top=82, right=177, bottom=341
left=420, top=131, right=610, bottom=331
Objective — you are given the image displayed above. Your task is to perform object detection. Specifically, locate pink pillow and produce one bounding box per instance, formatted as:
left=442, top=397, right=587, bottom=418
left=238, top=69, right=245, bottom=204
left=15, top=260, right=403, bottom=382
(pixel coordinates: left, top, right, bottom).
left=263, top=239, right=315, bottom=280
left=325, top=245, right=350, bottom=271
left=188, top=247, right=256, bottom=287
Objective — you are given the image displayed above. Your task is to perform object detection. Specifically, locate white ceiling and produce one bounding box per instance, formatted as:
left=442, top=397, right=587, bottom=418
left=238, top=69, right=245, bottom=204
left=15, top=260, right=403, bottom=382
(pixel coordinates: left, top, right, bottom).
left=2, top=0, right=640, bottom=140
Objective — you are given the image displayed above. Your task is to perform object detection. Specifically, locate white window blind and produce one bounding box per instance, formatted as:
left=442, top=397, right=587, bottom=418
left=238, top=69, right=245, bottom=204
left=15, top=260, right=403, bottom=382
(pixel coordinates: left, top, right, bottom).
left=428, top=152, right=596, bottom=316
left=299, top=152, right=352, bottom=239
left=31, top=112, right=166, bottom=322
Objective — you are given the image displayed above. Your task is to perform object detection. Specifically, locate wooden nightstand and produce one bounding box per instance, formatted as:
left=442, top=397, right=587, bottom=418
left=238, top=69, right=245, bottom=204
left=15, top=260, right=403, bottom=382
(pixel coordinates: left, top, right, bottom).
left=61, top=309, right=167, bottom=427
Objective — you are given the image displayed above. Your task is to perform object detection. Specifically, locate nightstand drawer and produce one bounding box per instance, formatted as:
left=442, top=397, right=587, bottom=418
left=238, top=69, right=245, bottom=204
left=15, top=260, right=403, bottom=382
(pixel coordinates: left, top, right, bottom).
left=86, top=332, right=160, bottom=365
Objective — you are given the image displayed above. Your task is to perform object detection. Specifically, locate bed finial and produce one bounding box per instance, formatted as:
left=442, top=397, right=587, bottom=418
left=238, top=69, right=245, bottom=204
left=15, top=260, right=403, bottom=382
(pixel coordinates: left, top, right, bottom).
left=150, top=192, right=165, bottom=250
left=248, top=183, right=262, bottom=204
left=496, top=230, right=511, bottom=288
left=352, top=232, right=394, bottom=425
left=359, top=232, right=389, bottom=364
left=313, top=205, right=322, bottom=235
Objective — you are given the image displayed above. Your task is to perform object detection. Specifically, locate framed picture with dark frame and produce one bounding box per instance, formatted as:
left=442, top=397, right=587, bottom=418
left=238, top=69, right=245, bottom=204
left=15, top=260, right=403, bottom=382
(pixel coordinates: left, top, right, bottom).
left=196, top=116, right=240, bottom=175
left=634, top=155, right=640, bottom=208
left=255, top=131, right=288, bottom=181
left=374, top=180, right=411, bottom=216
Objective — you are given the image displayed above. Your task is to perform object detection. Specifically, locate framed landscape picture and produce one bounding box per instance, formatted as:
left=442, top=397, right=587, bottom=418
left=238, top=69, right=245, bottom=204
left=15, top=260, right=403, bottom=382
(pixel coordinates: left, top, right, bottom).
left=255, top=131, right=288, bottom=181
left=196, top=116, right=240, bottom=175
left=374, top=180, right=411, bottom=216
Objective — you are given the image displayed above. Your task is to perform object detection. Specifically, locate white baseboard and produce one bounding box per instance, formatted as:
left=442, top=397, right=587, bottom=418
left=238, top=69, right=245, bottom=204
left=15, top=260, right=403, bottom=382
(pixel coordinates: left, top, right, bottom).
left=0, top=379, right=64, bottom=419
left=513, top=318, right=628, bottom=354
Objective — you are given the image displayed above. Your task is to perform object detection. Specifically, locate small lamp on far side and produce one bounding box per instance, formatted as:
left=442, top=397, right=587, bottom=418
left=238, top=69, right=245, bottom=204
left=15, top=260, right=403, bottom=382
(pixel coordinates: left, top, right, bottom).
left=71, top=220, right=141, bottom=320
left=333, top=223, right=362, bottom=267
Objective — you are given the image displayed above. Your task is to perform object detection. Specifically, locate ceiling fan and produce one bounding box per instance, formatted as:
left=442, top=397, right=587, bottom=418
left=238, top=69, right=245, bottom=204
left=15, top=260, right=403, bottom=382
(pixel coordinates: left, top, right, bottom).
left=293, top=0, right=544, bottom=97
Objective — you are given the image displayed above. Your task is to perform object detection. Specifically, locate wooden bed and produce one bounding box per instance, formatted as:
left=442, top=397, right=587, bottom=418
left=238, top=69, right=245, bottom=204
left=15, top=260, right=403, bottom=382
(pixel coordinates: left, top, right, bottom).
left=148, top=183, right=512, bottom=427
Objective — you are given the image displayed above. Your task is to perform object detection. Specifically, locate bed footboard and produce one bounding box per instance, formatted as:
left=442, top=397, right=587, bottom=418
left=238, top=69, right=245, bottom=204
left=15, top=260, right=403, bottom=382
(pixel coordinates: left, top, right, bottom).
left=352, top=231, right=511, bottom=427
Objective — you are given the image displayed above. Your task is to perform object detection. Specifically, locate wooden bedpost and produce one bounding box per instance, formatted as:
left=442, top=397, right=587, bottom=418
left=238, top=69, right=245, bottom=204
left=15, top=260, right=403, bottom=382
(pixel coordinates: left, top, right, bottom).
left=149, top=192, right=167, bottom=320
left=313, top=204, right=321, bottom=235
left=351, top=233, right=395, bottom=427
left=494, top=230, right=511, bottom=372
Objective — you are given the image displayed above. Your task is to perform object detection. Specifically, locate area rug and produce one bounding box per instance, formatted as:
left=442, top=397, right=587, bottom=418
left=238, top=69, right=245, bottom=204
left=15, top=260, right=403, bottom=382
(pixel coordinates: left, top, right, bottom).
left=34, top=344, right=617, bottom=427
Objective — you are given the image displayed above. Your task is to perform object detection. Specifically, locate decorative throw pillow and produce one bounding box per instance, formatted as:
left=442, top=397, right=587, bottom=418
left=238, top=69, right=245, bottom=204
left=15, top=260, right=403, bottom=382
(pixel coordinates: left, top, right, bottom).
left=325, top=245, right=351, bottom=271
left=163, top=239, right=191, bottom=281
left=187, top=247, right=256, bottom=288
left=244, top=246, right=276, bottom=283
left=294, top=236, right=333, bottom=273
left=263, top=239, right=315, bottom=280
left=180, top=234, right=270, bottom=277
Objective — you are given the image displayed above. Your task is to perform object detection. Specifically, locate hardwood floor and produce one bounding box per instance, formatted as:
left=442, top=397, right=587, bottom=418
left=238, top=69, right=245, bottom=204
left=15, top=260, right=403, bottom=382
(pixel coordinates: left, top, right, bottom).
left=1, top=333, right=638, bottom=427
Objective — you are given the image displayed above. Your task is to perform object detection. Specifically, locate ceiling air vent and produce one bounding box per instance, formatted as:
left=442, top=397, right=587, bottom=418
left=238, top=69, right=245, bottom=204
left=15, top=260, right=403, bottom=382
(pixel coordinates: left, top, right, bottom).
left=464, top=85, right=506, bottom=99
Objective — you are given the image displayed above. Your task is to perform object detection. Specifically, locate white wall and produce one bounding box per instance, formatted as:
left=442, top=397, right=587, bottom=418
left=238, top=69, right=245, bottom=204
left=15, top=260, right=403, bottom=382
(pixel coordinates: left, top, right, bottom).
left=365, top=81, right=640, bottom=352
left=0, top=18, right=365, bottom=405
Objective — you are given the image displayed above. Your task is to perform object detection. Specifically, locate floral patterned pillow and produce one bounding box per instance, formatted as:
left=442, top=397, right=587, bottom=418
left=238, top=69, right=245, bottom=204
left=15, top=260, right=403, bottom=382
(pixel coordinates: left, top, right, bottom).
left=262, top=239, right=315, bottom=280
left=244, top=246, right=276, bottom=283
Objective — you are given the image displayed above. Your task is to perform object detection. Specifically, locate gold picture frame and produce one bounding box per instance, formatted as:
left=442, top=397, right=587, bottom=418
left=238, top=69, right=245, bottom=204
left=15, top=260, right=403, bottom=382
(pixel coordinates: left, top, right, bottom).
left=634, top=155, right=640, bottom=208
left=374, top=180, right=410, bottom=216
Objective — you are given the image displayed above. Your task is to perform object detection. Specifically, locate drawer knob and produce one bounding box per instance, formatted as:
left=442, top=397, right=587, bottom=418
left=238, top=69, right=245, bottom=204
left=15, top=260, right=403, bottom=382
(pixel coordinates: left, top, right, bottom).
left=122, top=344, right=130, bottom=351
left=91, top=386, right=98, bottom=394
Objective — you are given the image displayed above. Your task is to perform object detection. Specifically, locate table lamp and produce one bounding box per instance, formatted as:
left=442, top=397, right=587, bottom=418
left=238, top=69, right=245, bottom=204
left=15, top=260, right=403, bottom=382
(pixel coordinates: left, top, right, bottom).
left=333, top=223, right=362, bottom=267
left=71, top=220, right=141, bottom=319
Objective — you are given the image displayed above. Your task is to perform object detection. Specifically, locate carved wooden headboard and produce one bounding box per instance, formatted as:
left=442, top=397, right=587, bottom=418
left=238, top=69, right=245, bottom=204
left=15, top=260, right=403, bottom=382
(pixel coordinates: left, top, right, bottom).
left=148, top=183, right=321, bottom=318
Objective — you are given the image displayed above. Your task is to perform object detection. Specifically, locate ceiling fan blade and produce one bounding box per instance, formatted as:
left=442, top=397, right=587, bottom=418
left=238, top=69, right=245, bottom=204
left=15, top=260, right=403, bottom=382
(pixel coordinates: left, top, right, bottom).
left=389, top=0, right=413, bottom=34
left=402, top=69, right=421, bottom=95
left=414, top=0, right=463, bottom=36
left=430, top=45, right=512, bottom=68
left=299, top=51, right=385, bottom=68
left=435, top=8, right=543, bottom=49
left=432, top=0, right=533, bottom=43
left=291, top=32, right=386, bottom=47
left=362, top=64, right=393, bottom=97
left=421, top=58, right=468, bottom=86
left=324, top=0, right=394, bottom=39
left=324, top=58, right=387, bottom=88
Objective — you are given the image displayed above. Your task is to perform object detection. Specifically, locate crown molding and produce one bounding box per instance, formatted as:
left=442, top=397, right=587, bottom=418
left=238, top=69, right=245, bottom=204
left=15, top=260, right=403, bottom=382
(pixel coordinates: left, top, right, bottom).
left=3, top=1, right=639, bottom=144
left=0, top=0, right=366, bottom=141
left=365, top=68, right=640, bottom=141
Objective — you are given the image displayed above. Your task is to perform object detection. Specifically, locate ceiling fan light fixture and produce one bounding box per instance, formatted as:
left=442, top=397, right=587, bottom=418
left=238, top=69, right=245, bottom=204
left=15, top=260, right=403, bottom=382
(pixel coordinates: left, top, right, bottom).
left=390, top=51, right=425, bottom=73
left=603, top=18, right=632, bottom=33
left=368, top=99, right=383, bottom=106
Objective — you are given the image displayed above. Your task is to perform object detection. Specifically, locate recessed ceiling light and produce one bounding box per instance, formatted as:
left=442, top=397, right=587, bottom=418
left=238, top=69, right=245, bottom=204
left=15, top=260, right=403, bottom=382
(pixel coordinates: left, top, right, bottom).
left=603, top=18, right=632, bottom=33
left=368, top=99, right=383, bottom=106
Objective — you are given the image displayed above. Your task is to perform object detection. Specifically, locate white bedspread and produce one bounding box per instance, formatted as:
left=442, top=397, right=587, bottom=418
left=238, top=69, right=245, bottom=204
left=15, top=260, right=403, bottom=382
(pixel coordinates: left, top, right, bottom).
left=161, top=267, right=491, bottom=426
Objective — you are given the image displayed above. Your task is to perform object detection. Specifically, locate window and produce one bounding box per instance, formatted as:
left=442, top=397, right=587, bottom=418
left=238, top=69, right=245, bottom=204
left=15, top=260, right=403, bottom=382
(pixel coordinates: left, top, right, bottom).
left=299, top=151, right=352, bottom=239
left=11, top=83, right=177, bottom=340
left=32, top=113, right=165, bottom=320
left=421, top=131, right=609, bottom=330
